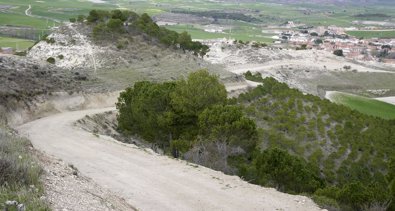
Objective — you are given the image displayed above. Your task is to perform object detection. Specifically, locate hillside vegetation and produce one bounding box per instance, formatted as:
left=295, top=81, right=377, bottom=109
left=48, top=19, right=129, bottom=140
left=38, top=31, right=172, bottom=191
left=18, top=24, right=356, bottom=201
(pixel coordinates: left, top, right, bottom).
left=116, top=70, right=257, bottom=174
left=0, top=124, right=49, bottom=210
left=79, top=9, right=209, bottom=57
left=241, top=73, right=395, bottom=210
left=118, top=70, right=395, bottom=211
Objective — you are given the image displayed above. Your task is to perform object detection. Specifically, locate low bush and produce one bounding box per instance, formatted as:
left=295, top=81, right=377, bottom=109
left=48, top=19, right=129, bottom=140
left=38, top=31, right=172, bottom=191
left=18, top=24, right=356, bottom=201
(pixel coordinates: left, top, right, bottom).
left=333, top=49, right=344, bottom=56
left=0, top=125, right=49, bottom=210
left=46, top=57, right=55, bottom=64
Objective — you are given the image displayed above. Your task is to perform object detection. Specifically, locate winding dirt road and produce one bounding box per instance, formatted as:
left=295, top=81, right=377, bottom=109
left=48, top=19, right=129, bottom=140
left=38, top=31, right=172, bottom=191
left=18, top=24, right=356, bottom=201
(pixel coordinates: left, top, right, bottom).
left=17, top=107, right=321, bottom=211
left=25, top=4, right=61, bottom=23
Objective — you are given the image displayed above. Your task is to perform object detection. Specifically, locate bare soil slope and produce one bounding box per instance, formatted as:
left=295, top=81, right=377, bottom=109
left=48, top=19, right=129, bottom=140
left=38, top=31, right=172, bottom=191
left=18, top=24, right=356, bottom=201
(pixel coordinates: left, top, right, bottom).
left=206, top=41, right=395, bottom=97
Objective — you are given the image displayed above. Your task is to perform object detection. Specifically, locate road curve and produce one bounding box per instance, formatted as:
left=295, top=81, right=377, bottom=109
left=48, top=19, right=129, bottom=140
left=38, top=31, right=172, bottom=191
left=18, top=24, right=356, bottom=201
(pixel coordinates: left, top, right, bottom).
left=25, top=5, right=32, bottom=16
left=17, top=107, right=321, bottom=211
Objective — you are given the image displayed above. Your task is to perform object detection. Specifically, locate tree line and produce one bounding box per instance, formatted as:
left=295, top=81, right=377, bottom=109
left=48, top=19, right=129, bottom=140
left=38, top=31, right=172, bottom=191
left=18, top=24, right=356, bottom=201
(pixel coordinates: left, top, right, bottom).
left=116, top=70, right=257, bottom=173
left=71, top=10, right=209, bottom=57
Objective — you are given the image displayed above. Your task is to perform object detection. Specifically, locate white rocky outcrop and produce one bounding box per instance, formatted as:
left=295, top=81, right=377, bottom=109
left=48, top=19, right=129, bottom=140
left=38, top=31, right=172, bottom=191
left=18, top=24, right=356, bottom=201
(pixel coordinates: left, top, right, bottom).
left=27, top=24, right=103, bottom=70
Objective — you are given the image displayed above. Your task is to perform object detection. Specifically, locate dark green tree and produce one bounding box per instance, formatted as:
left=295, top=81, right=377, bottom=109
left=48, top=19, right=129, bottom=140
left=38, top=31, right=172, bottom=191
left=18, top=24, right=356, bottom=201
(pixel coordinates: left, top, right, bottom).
left=177, top=31, right=192, bottom=51
left=111, top=9, right=128, bottom=21
left=253, top=148, right=323, bottom=193
left=337, top=182, right=373, bottom=210
left=107, top=18, right=124, bottom=33
left=87, top=10, right=100, bottom=23
left=171, top=70, right=227, bottom=117
left=333, top=49, right=344, bottom=57
left=116, top=81, right=177, bottom=144
left=77, top=15, right=85, bottom=22
left=198, top=105, right=257, bottom=151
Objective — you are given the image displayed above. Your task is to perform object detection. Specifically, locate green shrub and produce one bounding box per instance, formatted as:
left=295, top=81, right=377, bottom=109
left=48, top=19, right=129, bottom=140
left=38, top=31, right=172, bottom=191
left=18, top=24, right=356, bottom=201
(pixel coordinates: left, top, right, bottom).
left=116, top=39, right=129, bottom=49
left=0, top=126, right=49, bottom=210
left=170, top=139, right=190, bottom=157
left=46, top=57, right=55, bottom=64
left=312, top=195, right=340, bottom=210
left=77, top=15, right=85, bottom=22
left=244, top=71, right=263, bottom=82
left=252, top=148, right=324, bottom=193
left=337, top=182, right=373, bottom=210
left=45, top=37, right=55, bottom=44
left=314, top=39, right=323, bottom=45
left=198, top=105, right=257, bottom=152
left=14, top=51, right=27, bottom=56
left=69, top=18, right=76, bottom=23
left=333, top=49, right=344, bottom=56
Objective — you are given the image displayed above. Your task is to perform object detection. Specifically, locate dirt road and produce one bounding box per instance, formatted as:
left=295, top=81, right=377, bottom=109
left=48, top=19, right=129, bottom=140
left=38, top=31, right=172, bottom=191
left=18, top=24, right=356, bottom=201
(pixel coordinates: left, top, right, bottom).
left=17, top=107, right=321, bottom=211
left=376, top=96, right=395, bottom=106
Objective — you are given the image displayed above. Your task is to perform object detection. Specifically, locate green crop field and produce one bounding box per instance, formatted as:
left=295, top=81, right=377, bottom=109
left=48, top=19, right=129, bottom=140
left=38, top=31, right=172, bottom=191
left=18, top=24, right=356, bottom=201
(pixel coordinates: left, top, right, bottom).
left=0, top=36, right=34, bottom=50
left=328, top=91, right=395, bottom=119
left=0, top=0, right=114, bottom=28
left=166, top=24, right=274, bottom=43
left=0, top=0, right=394, bottom=43
left=346, top=30, right=395, bottom=39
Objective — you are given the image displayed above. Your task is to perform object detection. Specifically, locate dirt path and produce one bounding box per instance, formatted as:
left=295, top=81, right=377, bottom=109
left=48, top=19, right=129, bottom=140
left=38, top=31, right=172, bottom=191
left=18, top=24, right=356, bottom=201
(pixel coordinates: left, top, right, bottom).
left=25, top=4, right=61, bottom=23
left=375, top=96, right=395, bottom=106
left=17, top=107, right=321, bottom=211
left=25, top=5, right=32, bottom=16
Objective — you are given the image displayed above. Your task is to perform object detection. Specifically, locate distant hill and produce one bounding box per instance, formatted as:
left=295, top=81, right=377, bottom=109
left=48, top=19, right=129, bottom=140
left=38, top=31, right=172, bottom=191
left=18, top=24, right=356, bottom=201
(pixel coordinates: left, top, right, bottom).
left=228, top=0, right=395, bottom=6
left=279, top=0, right=395, bottom=5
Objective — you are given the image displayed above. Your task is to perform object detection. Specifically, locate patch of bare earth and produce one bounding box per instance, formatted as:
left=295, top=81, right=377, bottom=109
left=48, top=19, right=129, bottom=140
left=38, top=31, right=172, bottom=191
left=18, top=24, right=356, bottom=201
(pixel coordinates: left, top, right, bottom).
left=36, top=151, right=137, bottom=211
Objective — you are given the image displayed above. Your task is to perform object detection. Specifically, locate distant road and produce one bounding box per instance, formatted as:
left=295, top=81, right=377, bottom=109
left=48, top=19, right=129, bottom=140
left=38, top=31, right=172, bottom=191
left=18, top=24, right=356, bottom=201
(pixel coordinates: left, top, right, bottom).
left=376, top=96, right=395, bottom=106
left=24, top=4, right=61, bottom=23
left=24, top=4, right=32, bottom=16
left=17, top=107, right=322, bottom=211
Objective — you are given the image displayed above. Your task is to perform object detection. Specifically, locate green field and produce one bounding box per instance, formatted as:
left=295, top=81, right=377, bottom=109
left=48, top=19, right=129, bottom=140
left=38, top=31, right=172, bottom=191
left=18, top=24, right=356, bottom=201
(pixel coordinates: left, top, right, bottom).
left=346, top=30, right=395, bottom=39
left=0, top=36, right=34, bottom=50
left=0, top=0, right=114, bottom=28
left=166, top=24, right=274, bottom=42
left=0, top=0, right=394, bottom=43
left=328, top=91, right=395, bottom=119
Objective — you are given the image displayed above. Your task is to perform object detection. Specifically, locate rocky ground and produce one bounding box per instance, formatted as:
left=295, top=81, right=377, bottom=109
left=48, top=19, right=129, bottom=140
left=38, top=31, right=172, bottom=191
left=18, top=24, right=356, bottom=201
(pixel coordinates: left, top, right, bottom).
left=0, top=22, right=251, bottom=123
left=0, top=55, right=85, bottom=115
left=205, top=40, right=395, bottom=97
left=26, top=23, right=238, bottom=92
left=36, top=151, right=137, bottom=211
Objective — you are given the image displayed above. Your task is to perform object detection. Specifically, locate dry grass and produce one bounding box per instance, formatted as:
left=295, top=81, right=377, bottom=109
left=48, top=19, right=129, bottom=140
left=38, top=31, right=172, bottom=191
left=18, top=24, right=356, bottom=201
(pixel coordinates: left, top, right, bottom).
left=0, top=123, right=49, bottom=210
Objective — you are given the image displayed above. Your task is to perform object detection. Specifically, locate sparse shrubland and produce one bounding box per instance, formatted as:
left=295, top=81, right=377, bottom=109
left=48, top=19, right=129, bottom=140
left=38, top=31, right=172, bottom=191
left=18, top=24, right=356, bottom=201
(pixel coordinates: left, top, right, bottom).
left=0, top=124, right=49, bottom=210
left=239, top=75, right=395, bottom=210
left=244, top=71, right=264, bottom=82
left=73, top=9, right=209, bottom=57
left=118, top=71, right=395, bottom=210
